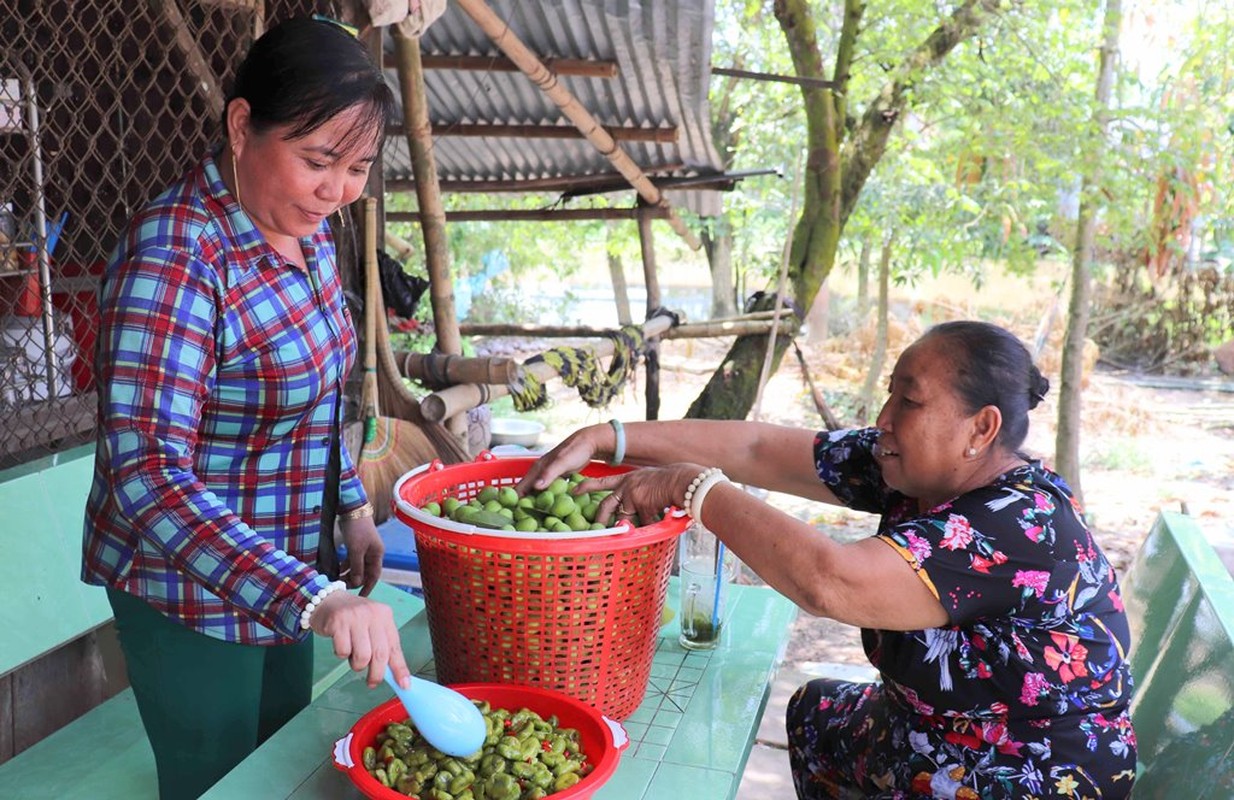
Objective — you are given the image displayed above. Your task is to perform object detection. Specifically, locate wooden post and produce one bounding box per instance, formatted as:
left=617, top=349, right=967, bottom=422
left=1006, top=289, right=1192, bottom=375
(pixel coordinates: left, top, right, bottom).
left=392, top=26, right=467, bottom=442
left=638, top=206, right=661, bottom=420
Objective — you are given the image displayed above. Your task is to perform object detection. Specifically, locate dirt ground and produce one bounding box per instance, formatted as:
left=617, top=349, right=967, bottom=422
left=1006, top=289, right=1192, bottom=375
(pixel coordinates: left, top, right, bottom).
left=485, top=315, right=1234, bottom=674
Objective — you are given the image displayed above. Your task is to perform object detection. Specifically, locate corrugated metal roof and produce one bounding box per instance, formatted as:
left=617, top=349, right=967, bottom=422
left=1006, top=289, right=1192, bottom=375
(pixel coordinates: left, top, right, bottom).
left=382, top=0, right=724, bottom=216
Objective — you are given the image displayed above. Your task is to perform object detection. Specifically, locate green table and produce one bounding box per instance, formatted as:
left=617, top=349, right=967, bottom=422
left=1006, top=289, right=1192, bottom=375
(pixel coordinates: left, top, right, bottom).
left=203, top=579, right=798, bottom=800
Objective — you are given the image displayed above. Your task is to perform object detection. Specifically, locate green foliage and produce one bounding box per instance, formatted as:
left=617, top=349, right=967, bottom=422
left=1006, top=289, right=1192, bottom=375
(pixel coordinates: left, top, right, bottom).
left=385, top=191, right=612, bottom=287
left=707, top=0, right=1120, bottom=300
left=709, top=0, right=804, bottom=288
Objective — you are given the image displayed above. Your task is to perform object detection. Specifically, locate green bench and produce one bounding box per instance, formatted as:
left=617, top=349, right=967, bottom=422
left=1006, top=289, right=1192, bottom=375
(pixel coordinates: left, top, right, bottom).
left=0, top=445, right=424, bottom=799
left=1122, top=510, right=1234, bottom=797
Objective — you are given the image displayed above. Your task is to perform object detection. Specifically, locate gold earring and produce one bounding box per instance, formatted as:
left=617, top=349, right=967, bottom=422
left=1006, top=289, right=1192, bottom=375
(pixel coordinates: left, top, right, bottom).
left=231, top=150, right=243, bottom=210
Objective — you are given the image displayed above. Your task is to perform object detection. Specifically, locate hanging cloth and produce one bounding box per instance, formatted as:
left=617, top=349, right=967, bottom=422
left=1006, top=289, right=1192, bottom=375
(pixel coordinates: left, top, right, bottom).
left=365, top=0, right=449, bottom=35
left=511, top=324, right=649, bottom=412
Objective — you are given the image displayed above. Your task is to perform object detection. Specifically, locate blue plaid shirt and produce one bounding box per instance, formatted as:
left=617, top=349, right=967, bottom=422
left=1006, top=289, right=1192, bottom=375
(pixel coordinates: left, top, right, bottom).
left=82, top=152, right=365, bottom=644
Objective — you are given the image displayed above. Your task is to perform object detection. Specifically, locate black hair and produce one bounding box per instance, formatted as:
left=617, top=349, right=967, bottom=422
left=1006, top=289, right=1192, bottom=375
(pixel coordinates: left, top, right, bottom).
left=224, top=17, right=394, bottom=153
left=924, top=320, right=1049, bottom=453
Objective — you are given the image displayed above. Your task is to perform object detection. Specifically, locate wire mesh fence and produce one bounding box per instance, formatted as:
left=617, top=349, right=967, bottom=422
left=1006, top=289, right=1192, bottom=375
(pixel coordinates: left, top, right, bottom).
left=0, top=0, right=332, bottom=470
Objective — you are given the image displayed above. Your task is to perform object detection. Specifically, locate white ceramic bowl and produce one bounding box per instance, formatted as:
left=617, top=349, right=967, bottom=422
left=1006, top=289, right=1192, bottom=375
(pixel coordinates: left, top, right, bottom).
left=489, top=417, right=545, bottom=447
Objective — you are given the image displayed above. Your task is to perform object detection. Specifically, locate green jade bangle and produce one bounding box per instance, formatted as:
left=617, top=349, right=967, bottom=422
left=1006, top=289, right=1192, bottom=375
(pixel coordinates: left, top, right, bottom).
left=608, top=419, right=626, bottom=466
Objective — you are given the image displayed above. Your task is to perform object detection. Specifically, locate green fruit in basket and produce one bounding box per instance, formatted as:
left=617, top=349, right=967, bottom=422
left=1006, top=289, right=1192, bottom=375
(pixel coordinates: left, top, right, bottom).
left=550, top=520, right=573, bottom=533
left=517, top=496, right=535, bottom=510
left=550, top=494, right=576, bottom=519
left=498, top=486, right=520, bottom=508
left=534, top=491, right=556, bottom=512
left=547, top=478, right=570, bottom=496
left=477, top=485, right=501, bottom=505
left=483, top=499, right=504, bottom=514
left=580, top=500, right=599, bottom=521
left=422, top=501, right=441, bottom=516
left=455, top=506, right=513, bottom=530
left=542, top=515, right=562, bottom=529
left=565, top=512, right=589, bottom=531
left=514, top=516, right=539, bottom=532
left=589, top=522, right=606, bottom=530
left=569, top=471, right=587, bottom=484
left=443, top=497, right=462, bottom=515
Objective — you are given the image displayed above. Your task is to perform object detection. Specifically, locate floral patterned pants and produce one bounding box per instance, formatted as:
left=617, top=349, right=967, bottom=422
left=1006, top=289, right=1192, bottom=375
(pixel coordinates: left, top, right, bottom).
left=786, top=678, right=1136, bottom=800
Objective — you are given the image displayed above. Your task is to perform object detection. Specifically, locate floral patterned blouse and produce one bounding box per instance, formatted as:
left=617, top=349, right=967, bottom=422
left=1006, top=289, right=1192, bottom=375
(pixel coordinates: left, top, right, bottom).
left=789, top=428, right=1137, bottom=799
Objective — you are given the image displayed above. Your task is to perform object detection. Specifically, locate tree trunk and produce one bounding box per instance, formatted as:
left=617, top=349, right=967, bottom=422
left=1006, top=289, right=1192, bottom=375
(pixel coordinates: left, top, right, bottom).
left=1055, top=0, right=1122, bottom=504
left=859, top=230, right=895, bottom=423
left=702, top=220, right=737, bottom=319
left=805, top=281, right=830, bottom=344
left=605, top=221, right=632, bottom=325
left=856, top=234, right=872, bottom=318
left=689, top=0, right=1006, bottom=420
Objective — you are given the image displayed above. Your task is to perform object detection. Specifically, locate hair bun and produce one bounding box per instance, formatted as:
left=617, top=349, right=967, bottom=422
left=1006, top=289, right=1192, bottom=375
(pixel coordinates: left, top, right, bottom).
left=1028, top=369, right=1050, bottom=410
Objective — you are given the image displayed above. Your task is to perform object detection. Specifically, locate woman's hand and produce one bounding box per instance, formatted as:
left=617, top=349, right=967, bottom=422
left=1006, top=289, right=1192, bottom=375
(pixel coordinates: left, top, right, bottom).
left=310, top=592, right=410, bottom=688
left=516, top=425, right=605, bottom=495
left=339, top=517, right=383, bottom=597
left=579, top=463, right=704, bottom=524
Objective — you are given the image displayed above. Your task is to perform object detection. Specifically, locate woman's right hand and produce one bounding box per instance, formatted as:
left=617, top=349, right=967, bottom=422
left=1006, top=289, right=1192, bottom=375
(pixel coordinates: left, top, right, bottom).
left=310, top=592, right=410, bottom=689
left=515, top=425, right=603, bottom=495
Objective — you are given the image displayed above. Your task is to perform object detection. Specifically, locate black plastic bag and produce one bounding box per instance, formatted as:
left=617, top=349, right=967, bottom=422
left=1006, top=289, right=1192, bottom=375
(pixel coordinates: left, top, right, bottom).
left=377, top=249, right=429, bottom=318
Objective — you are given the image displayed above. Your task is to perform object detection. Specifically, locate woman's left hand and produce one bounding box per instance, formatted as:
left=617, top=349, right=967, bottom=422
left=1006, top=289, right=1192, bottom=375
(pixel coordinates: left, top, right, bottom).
left=339, top=517, right=383, bottom=597
left=579, top=463, right=703, bottom=525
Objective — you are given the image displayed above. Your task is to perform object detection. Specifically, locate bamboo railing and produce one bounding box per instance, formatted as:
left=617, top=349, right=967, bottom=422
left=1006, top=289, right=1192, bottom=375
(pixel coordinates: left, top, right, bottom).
left=419, top=315, right=676, bottom=423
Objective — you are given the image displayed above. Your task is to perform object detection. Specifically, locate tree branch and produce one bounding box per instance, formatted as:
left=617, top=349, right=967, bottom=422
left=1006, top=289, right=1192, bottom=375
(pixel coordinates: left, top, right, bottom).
left=839, top=0, right=1011, bottom=225
left=831, top=0, right=865, bottom=145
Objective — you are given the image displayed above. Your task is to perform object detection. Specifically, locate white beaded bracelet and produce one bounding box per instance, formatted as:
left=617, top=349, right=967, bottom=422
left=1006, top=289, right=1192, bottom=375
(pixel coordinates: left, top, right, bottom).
left=683, top=467, right=728, bottom=522
left=299, top=580, right=348, bottom=631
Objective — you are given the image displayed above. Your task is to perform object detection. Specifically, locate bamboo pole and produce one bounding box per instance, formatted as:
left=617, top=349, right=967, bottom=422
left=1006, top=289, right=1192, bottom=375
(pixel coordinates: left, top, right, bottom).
left=392, top=26, right=467, bottom=442
left=420, top=315, right=675, bottom=423
left=456, top=318, right=796, bottom=340
left=399, top=352, right=520, bottom=388
left=452, top=0, right=701, bottom=251
left=384, top=230, right=418, bottom=263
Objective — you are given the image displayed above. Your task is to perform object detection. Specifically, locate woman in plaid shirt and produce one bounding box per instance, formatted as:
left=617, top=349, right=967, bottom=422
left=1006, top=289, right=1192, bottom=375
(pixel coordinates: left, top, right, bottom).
left=83, top=18, right=412, bottom=798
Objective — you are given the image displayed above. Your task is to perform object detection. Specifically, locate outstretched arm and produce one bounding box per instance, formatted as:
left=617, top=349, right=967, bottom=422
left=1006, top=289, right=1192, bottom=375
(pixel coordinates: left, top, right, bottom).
left=519, top=419, right=841, bottom=504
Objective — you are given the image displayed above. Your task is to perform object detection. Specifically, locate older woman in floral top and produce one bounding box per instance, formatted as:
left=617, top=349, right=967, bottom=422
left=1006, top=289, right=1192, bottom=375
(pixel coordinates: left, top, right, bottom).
left=521, top=320, right=1136, bottom=799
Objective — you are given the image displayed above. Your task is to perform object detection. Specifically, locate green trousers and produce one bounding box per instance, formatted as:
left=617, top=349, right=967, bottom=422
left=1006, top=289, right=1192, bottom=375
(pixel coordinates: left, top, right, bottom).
left=107, top=588, right=313, bottom=800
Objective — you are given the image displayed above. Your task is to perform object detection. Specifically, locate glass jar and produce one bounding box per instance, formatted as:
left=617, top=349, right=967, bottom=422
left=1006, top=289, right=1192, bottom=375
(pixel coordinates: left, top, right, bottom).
left=677, top=522, right=733, bottom=650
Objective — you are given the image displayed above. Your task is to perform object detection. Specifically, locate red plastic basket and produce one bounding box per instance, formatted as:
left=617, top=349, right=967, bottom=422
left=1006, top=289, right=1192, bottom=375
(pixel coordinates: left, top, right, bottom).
left=332, top=682, right=629, bottom=800
left=393, top=453, right=688, bottom=719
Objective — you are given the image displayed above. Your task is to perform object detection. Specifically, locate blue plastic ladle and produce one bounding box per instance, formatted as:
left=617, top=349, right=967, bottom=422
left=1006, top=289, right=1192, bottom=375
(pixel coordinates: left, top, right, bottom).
left=383, top=666, right=486, bottom=757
